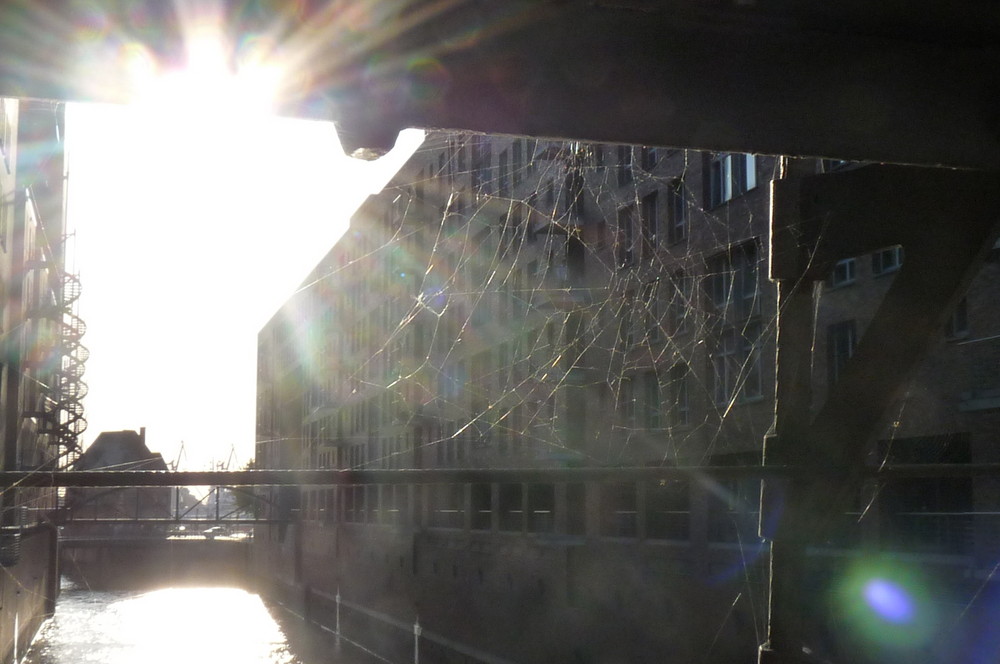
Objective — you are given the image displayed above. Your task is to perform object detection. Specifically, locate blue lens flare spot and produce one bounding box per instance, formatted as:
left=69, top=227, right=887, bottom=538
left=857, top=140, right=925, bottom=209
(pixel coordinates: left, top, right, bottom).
left=863, top=578, right=914, bottom=624
left=835, top=558, right=939, bottom=652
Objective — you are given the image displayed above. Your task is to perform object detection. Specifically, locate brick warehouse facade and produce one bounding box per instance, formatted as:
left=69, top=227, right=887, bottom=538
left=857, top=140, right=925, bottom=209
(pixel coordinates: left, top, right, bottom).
left=254, top=133, right=1000, bottom=663
left=0, top=98, right=82, bottom=663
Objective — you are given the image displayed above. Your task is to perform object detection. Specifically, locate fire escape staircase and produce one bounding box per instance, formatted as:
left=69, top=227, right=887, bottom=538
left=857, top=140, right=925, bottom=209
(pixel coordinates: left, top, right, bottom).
left=27, top=270, right=89, bottom=468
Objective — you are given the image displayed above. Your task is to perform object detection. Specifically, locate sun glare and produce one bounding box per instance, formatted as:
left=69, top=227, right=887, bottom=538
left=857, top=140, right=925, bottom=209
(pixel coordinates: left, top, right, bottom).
left=67, top=12, right=426, bottom=471
left=126, top=27, right=283, bottom=125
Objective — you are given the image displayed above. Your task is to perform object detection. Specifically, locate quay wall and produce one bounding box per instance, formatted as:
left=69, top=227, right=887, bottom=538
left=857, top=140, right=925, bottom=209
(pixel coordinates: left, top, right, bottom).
left=61, top=538, right=251, bottom=591
left=0, top=527, right=59, bottom=664
left=254, top=520, right=993, bottom=664
left=254, top=522, right=767, bottom=664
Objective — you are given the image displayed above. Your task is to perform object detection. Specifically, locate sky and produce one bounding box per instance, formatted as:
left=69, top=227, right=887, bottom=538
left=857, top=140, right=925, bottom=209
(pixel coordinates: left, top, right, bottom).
left=66, top=102, right=422, bottom=470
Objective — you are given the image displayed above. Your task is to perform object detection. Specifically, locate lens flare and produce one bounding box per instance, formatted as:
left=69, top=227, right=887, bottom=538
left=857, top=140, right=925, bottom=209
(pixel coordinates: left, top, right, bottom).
left=834, top=558, right=939, bottom=653
left=863, top=578, right=914, bottom=624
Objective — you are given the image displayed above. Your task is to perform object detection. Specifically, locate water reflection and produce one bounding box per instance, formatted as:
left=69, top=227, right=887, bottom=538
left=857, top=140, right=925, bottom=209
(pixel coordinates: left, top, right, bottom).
left=24, top=584, right=376, bottom=664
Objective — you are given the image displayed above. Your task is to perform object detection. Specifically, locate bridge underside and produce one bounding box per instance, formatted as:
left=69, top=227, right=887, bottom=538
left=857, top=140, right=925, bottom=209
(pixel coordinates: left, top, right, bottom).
left=0, top=4, right=997, bottom=664
left=0, top=2, right=997, bottom=168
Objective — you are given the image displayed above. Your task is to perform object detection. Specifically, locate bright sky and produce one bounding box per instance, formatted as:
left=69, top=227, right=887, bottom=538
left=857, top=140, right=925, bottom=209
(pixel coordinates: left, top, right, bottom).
left=66, top=99, right=421, bottom=470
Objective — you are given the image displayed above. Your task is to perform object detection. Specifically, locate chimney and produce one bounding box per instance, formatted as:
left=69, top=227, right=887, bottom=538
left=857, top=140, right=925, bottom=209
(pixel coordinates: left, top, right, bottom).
left=139, top=427, right=146, bottom=445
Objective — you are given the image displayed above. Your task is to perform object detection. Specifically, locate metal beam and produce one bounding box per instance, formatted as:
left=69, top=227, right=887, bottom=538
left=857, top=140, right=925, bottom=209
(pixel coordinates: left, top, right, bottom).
left=3, top=464, right=1000, bottom=488
left=0, top=2, right=998, bottom=167
left=760, top=164, right=1000, bottom=663
left=59, top=519, right=281, bottom=525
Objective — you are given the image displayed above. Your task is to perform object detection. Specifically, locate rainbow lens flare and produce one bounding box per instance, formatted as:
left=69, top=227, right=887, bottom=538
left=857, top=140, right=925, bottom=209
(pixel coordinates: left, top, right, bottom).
left=863, top=578, right=915, bottom=624
left=833, top=558, right=939, bottom=654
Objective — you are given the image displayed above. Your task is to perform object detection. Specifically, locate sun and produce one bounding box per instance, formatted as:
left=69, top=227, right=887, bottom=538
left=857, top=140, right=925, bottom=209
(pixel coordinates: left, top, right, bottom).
left=123, top=26, right=283, bottom=127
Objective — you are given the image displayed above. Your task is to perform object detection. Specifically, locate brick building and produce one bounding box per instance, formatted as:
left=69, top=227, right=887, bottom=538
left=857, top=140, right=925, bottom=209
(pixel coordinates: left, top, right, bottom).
left=0, top=97, right=83, bottom=663
left=255, top=132, right=1000, bottom=663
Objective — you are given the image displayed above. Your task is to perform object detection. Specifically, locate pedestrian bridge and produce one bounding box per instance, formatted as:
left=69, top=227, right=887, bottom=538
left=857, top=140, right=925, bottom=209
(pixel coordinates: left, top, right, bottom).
left=60, top=535, right=252, bottom=590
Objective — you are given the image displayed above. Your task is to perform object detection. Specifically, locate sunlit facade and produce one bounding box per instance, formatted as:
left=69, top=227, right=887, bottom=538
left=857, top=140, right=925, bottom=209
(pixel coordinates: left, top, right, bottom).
left=0, top=97, right=80, bottom=663
left=255, top=133, right=1000, bottom=664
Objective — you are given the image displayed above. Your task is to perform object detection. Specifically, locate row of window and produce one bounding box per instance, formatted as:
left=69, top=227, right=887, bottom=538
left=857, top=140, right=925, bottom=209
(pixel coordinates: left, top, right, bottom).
left=296, top=458, right=973, bottom=555
left=613, top=145, right=669, bottom=186
left=618, top=366, right=691, bottom=430
left=618, top=150, right=758, bottom=208
left=299, top=481, right=703, bottom=543
left=618, top=243, right=758, bottom=339
left=616, top=183, right=688, bottom=266
left=828, top=245, right=905, bottom=288
left=0, top=99, right=11, bottom=174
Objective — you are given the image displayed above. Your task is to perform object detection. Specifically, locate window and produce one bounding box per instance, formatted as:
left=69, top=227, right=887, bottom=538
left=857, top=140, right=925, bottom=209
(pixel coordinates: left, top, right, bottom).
left=471, top=138, right=492, bottom=195
left=821, top=158, right=850, bottom=172
left=646, top=480, right=689, bottom=540
left=567, top=234, right=585, bottom=281
left=528, top=484, right=555, bottom=533
left=643, top=371, right=661, bottom=429
left=470, top=140, right=483, bottom=191
left=737, top=243, right=759, bottom=318
left=666, top=178, right=686, bottom=244
left=827, top=320, right=857, bottom=386
left=0, top=100, right=10, bottom=173
left=643, top=281, right=660, bottom=342
left=641, top=192, right=658, bottom=259
left=619, top=378, right=635, bottom=428
left=945, top=296, right=969, bottom=340
left=877, top=434, right=971, bottom=555
left=706, top=253, right=729, bottom=311
left=711, top=329, right=738, bottom=405
left=705, top=242, right=760, bottom=320
left=617, top=145, right=633, bottom=186
left=0, top=195, right=7, bottom=252
left=640, top=146, right=657, bottom=171
left=709, top=153, right=757, bottom=207
left=667, top=363, right=690, bottom=426
left=601, top=482, right=637, bottom=538
left=498, top=149, right=509, bottom=196
left=498, top=483, right=523, bottom=531
left=667, top=269, right=692, bottom=335
left=415, top=167, right=424, bottom=201
left=617, top=205, right=636, bottom=268
left=565, top=171, right=585, bottom=218
left=741, top=322, right=763, bottom=400
left=446, top=140, right=456, bottom=184
left=708, top=472, right=761, bottom=543
left=618, top=291, right=635, bottom=348
left=828, top=258, right=856, bottom=287
left=592, top=143, right=605, bottom=169
left=512, top=140, right=523, bottom=187
left=481, top=141, right=493, bottom=194
left=872, top=245, right=904, bottom=276
left=711, top=324, right=763, bottom=405
left=497, top=342, right=510, bottom=388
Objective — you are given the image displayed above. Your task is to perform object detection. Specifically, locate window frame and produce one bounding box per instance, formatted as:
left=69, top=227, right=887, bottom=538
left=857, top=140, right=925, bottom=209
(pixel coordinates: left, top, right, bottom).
left=828, top=258, right=857, bottom=288
left=827, top=319, right=857, bottom=386
left=617, top=205, right=637, bottom=268
left=617, top=145, right=633, bottom=186
left=666, top=178, right=687, bottom=245
left=872, top=246, right=904, bottom=276
left=643, top=371, right=661, bottom=429
left=641, top=191, right=658, bottom=260
left=668, top=363, right=690, bottom=427
left=709, top=153, right=757, bottom=207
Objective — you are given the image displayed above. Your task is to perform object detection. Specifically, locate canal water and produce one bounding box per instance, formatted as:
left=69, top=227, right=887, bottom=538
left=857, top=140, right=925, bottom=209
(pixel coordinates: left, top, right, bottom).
left=22, top=582, right=383, bottom=664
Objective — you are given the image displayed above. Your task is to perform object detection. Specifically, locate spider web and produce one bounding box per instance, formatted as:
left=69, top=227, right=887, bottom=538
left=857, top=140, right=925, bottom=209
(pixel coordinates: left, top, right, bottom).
left=256, top=132, right=999, bottom=663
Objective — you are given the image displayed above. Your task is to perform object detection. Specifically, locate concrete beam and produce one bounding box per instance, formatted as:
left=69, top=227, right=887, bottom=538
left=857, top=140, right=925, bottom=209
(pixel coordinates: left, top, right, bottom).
left=0, top=2, right=998, bottom=167
left=3, top=464, right=1000, bottom=488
